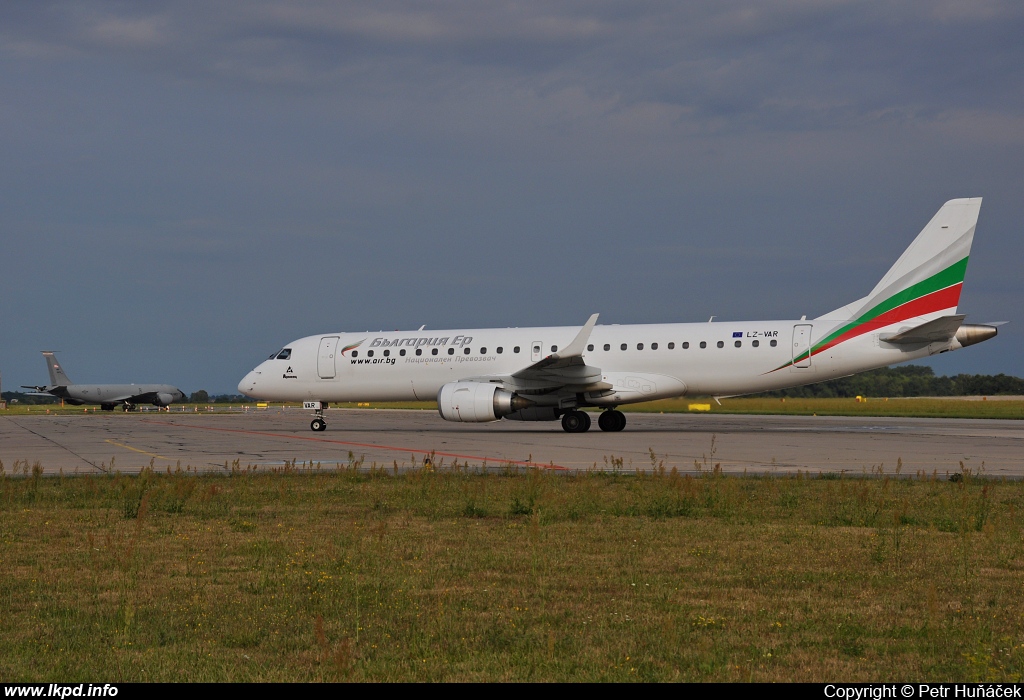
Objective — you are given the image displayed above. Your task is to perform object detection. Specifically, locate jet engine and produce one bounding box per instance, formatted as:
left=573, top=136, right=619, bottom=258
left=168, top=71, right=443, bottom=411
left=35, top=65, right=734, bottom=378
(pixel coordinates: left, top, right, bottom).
left=154, top=392, right=176, bottom=407
left=437, top=382, right=532, bottom=422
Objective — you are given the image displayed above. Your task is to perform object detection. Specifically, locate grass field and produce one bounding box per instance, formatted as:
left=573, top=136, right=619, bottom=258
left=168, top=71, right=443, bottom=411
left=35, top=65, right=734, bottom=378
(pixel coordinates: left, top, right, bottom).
left=5, top=396, right=1024, bottom=419
left=2, top=464, right=1023, bottom=681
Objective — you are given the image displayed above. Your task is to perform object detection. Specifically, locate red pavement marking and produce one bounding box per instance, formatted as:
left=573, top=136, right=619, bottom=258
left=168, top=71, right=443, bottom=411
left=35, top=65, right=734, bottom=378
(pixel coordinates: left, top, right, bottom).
left=143, top=419, right=568, bottom=470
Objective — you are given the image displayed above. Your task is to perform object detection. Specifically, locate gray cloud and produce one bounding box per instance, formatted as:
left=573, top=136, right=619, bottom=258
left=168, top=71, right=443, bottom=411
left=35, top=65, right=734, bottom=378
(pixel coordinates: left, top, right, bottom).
left=1, top=1, right=1021, bottom=391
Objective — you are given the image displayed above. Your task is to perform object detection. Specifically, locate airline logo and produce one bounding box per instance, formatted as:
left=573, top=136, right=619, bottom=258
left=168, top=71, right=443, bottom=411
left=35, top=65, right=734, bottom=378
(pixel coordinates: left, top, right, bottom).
left=341, top=340, right=364, bottom=356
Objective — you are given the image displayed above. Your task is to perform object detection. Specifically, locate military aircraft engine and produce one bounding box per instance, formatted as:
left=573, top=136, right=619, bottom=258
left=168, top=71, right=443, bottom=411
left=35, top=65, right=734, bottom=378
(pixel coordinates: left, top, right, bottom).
left=154, top=392, right=177, bottom=407
left=437, top=382, right=532, bottom=422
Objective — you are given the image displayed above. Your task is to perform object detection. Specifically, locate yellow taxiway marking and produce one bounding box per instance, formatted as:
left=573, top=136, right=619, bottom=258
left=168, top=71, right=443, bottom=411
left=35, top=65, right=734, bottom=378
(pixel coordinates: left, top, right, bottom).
left=104, top=439, right=175, bottom=461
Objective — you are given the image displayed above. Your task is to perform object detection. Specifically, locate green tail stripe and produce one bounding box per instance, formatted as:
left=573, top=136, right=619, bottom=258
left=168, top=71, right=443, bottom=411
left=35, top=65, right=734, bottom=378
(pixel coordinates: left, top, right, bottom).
left=813, top=256, right=968, bottom=352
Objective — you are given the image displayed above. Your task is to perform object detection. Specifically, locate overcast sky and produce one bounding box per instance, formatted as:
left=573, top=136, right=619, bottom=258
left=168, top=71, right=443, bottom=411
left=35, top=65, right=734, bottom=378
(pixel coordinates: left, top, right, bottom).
left=2, top=1, right=1022, bottom=394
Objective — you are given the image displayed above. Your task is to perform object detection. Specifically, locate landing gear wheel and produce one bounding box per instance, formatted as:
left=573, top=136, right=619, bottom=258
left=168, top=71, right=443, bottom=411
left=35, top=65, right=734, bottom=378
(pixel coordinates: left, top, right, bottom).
left=311, top=418, right=327, bottom=432
left=598, top=410, right=626, bottom=432
left=561, top=410, right=591, bottom=433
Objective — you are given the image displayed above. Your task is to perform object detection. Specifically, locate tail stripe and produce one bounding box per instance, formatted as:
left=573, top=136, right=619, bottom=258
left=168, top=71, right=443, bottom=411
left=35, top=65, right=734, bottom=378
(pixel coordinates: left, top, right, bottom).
left=815, top=256, right=966, bottom=350
left=768, top=256, right=967, bottom=373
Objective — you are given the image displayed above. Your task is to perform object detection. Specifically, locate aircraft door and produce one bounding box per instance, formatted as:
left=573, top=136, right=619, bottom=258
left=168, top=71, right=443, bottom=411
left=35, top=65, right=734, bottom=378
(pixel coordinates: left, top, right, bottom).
left=318, top=336, right=339, bottom=379
left=792, top=324, right=812, bottom=368
left=531, top=341, right=543, bottom=362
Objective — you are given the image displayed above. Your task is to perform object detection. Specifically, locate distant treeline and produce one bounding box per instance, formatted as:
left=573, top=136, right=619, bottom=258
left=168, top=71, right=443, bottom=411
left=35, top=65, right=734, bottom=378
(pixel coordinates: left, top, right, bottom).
left=0, top=391, right=250, bottom=405
left=4, top=367, right=1023, bottom=404
left=752, top=365, right=1024, bottom=398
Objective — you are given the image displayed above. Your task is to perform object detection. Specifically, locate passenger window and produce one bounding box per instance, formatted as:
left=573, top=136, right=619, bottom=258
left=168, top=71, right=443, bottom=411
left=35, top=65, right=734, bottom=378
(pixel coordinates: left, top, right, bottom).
left=416, top=349, right=422, bottom=356
left=620, top=343, right=627, bottom=351
left=752, top=340, right=759, bottom=347
left=514, top=346, right=520, bottom=353
left=352, top=351, right=359, bottom=357
left=551, top=345, right=558, bottom=352
left=637, top=343, right=644, bottom=350
left=668, top=342, right=675, bottom=349
left=770, top=339, right=778, bottom=347
left=683, top=342, right=689, bottom=349
left=651, top=343, right=658, bottom=350
left=734, top=341, right=741, bottom=348
left=383, top=349, right=390, bottom=357
left=400, top=349, right=406, bottom=356
left=587, top=344, right=594, bottom=352
left=699, top=342, right=706, bottom=349
left=717, top=341, right=724, bottom=348
left=368, top=350, right=374, bottom=357
left=604, top=344, right=610, bottom=351
left=464, top=348, right=471, bottom=355
left=432, top=348, right=438, bottom=355
left=448, top=348, right=454, bottom=355
left=497, top=347, right=503, bottom=354
left=480, top=347, right=486, bottom=354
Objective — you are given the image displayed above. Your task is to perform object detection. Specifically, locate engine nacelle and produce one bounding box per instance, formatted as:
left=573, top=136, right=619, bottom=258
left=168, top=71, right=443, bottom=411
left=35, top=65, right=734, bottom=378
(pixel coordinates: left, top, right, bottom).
left=437, top=382, right=531, bottom=422
left=154, top=392, right=176, bottom=407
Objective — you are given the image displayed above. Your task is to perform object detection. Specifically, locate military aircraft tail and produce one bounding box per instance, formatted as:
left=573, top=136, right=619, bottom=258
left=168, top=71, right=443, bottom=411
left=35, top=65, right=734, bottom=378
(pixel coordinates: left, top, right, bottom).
left=42, top=351, right=73, bottom=386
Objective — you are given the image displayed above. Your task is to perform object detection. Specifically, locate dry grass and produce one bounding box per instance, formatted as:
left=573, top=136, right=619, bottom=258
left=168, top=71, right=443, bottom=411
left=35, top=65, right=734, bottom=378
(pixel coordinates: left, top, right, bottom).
left=1, top=464, right=1023, bottom=681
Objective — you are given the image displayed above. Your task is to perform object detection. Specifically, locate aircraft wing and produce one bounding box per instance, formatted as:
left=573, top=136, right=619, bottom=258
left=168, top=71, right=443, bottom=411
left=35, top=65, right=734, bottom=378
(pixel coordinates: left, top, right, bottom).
left=20, top=386, right=62, bottom=397
left=881, top=314, right=966, bottom=344
left=20, top=385, right=65, bottom=396
left=468, top=313, right=611, bottom=392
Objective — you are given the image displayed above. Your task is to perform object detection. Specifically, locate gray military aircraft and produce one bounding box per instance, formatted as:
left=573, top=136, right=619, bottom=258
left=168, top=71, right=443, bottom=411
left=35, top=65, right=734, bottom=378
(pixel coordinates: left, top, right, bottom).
left=22, top=351, right=186, bottom=411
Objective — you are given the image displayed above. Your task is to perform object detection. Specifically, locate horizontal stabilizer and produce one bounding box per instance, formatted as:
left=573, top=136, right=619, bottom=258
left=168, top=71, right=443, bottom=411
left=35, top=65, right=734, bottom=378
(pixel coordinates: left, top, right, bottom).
left=880, top=314, right=965, bottom=344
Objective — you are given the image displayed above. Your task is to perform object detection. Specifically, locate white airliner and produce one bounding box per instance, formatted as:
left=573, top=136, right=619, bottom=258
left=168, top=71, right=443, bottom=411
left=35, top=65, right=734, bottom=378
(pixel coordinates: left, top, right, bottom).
left=239, top=198, right=999, bottom=433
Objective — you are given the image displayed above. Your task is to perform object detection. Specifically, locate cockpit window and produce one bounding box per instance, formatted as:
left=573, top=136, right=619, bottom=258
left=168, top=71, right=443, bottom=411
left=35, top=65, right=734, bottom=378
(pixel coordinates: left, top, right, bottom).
left=276, top=349, right=292, bottom=360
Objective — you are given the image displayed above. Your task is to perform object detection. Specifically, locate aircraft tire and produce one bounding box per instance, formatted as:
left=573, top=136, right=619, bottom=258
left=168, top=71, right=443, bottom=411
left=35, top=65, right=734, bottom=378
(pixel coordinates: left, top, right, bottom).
left=311, top=418, right=327, bottom=432
left=561, top=410, right=590, bottom=433
left=599, top=410, right=626, bottom=432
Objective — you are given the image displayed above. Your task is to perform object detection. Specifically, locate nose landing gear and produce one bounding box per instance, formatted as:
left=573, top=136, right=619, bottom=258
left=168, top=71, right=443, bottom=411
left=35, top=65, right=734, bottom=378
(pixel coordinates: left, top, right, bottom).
left=305, top=401, right=329, bottom=431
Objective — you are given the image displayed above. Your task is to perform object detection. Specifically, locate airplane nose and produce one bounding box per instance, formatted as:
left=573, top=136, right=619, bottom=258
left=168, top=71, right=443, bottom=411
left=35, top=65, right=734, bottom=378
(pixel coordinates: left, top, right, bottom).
left=238, top=371, right=258, bottom=397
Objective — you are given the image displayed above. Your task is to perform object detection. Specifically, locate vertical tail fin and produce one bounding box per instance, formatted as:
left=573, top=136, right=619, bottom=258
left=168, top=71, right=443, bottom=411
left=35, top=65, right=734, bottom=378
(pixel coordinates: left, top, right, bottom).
left=818, top=198, right=981, bottom=323
left=41, top=351, right=73, bottom=386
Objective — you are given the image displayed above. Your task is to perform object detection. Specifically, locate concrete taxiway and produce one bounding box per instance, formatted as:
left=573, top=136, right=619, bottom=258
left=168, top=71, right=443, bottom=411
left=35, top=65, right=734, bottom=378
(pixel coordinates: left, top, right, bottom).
left=2, top=408, right=1022, bottom=477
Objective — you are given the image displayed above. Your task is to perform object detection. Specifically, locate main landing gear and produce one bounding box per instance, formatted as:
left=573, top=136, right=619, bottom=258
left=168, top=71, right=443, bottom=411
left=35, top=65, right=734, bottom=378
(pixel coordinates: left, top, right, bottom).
left=598, top=409, right=626, bottom=432
left=560, top=410, right=591, bottom=433
left=559, top=409, right=627, bottom=433
left=309, top=402, right=329, bottom=431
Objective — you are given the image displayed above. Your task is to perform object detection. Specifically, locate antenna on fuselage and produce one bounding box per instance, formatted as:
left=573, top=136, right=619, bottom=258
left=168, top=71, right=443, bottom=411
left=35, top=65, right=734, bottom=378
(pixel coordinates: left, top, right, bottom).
left=708, top=316, right=715, bottom=323
left=418, top=325, right=426, bottom=331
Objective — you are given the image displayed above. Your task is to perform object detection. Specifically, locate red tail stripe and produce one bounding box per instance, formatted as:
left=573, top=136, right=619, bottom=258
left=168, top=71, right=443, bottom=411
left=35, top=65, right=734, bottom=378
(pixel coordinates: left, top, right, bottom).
left=812, top=283, right=962, bottom=357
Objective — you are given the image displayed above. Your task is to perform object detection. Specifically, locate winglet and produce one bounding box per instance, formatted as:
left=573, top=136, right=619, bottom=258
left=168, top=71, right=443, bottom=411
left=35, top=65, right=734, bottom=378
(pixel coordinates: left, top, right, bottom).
left=550, top=313, right=599, bottom=360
